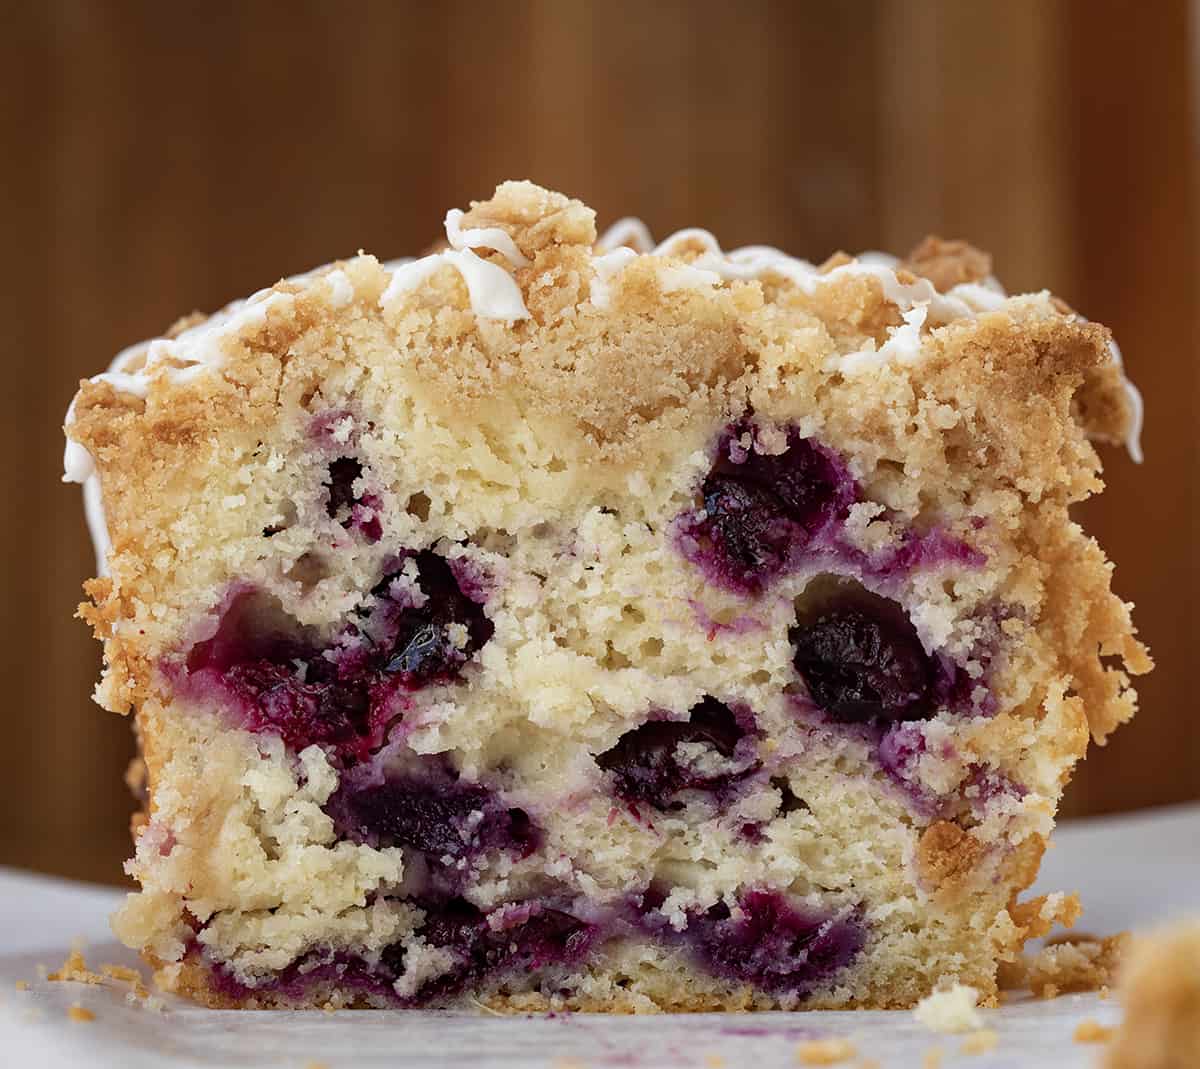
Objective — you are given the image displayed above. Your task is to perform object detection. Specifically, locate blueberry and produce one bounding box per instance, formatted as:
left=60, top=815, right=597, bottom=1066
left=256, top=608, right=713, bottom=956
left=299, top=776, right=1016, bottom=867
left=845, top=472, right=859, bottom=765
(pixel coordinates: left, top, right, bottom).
left=700, top=476, right=796, bottom=586
left=373, top=552, right=495, bottom=688
left=339, top=778, right=538, bottom=860
left=596, top=697, right=756, bottom=809
left=687, top=423, right=852, bottom=593
left=790, top=599, right=934, bottom=723
left=685, top=890, right=864, bottom=995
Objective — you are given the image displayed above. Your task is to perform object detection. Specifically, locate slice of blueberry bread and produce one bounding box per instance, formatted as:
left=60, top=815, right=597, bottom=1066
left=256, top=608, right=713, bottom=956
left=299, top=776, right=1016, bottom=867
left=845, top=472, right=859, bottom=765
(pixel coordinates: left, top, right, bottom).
left=64, top=181, right=1150, bottom=1012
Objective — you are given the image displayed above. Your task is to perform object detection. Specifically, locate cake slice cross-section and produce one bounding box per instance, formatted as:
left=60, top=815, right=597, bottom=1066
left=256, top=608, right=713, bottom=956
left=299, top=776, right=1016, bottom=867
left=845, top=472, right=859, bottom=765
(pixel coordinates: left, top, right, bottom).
left=63, top=181, right=1150, bottom=1011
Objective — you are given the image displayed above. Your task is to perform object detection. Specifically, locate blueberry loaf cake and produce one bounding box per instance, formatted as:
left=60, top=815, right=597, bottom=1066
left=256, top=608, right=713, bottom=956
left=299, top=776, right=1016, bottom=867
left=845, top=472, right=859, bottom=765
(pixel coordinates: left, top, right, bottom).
left=64, top=181, right=1150, bottom=1012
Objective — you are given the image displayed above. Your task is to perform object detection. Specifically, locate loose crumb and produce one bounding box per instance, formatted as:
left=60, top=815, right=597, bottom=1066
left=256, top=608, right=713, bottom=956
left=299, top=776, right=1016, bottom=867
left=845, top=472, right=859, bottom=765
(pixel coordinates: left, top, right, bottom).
left=796, top=1038, right=857, bottom=1065
left=48, top=949, right=104, bottom=986
left=95, top=960, right=153, bottom=1001
left=914, top=984, right=982, bottom=1034
left=1099, top=984, right=1111, bottom=1000
left=856, top=1060, right=882, bottom=1069
left=705, top=1056, right=726, bottom=1069
left=960, top=1029, right=998, bottom=1055
left=14, top=980, right=28, bottom=991
left=1027, top=933, right=1130, bottom=998
left=303, top=1063, right=330, bottom=1069
left=101, top=964, right=140, bottom=983
left=922, top=1050, right=943, bottom=1069
left=67, top=1003, right=95, bottom=1022
left=1073, top=1019, right=1114, bottom=1044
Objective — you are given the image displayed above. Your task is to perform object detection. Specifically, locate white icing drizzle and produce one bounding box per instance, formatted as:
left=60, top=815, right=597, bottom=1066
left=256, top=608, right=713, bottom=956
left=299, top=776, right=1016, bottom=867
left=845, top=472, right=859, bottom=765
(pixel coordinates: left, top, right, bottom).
left=64, top=204, right=1146, bottom=580
left=81, top=474, right=111, bottom=577
left=64, top=206, right=535, bottom=567
left=62, top=359, right=155, bottom=574
left=325, top=269, right=355, bottom=307
left=444, top=208, right=530, bottom=268
left=642, top=227, right=986, bottom=323
left=1107, top=339, right=1145, bottom=464
left=379, top=248, right=530, bottom=322
left=587, top=217, right=1144, bottom=462
left=589, top=248, right=638, bottom=310
left=837, top=305, right=929, bottom=375
left=61, top=264, right=363, bottom=574
left=658, top=262, right=722, bottom=294
left=596, top=217, right=655, bottom=254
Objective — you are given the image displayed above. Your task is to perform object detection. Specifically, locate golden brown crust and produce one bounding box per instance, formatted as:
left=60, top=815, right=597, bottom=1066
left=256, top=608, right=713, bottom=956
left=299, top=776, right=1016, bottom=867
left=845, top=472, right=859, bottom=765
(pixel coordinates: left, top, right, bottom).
left=902, top=236, right=993, bottom=292
left=916, top=822, right=986, bottom=899
left=1077, top=362, right=1138, bottom=450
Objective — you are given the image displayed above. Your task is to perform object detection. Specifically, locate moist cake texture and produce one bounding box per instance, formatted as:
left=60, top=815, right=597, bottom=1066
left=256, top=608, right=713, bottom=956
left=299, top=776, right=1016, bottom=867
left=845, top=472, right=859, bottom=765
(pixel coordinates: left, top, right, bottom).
left=63, top=181, right=1150, bottom=1012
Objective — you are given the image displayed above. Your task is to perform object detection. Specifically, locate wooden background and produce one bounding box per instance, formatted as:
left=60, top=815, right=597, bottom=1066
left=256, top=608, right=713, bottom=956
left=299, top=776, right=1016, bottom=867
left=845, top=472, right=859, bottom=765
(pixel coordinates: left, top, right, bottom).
left=1, top=1, right=1195, bottom=884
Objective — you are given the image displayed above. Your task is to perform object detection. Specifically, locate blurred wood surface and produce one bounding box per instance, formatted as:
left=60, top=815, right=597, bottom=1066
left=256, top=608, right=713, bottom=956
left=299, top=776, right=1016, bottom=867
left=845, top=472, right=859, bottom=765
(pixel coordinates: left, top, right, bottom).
left=0, top=0, right=1195, bottom=883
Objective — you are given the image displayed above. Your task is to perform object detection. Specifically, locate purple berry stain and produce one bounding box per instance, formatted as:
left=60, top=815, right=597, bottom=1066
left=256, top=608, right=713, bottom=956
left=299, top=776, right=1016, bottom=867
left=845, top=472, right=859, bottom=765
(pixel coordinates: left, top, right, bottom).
left=182, top=551, right=493, bottom=756
left=412, top=897, right=596, bottom=1002
left=204, top=896, right=595, bottom=1006
left=679, top=422, right=855, bottom=594
left=596, top=698, right=759, bottom=810
left=650, top=890, right=864, bottom=997
left=790, top=595, right=936, bottom=724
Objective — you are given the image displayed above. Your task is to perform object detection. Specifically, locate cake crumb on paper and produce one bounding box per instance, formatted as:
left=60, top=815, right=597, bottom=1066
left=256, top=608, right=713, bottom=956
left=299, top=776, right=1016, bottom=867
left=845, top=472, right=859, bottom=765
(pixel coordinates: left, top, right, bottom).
left=705, top=1055, right=726, bottom=1068
left=960, top=1029, right=998, bottom=1054
left=1028, top=933, right=1130, bottom=998
left=795, top=1037, right=856, bottom=1065
left=48, top=948, right=104, bottom=986
left=67, top=1003, right=95, bottom=1022
left=921, top=1049, right=943, bottom=1069
left=914, top=984, right=982, bottom=1033
left=14, top=980, right=28, bottom=991
left=101, top=964, right=140, bottom=983
left=1073, top=1019, right=1113, bottom=1044
left=102, top=962, right=152, bottom=1000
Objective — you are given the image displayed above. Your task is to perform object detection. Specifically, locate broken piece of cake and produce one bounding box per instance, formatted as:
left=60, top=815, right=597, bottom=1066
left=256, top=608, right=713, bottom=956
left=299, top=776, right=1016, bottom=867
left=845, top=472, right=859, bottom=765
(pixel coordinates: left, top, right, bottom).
left=1105, top=920, right=1200, bottom=1069
left=63, top=181, right=1150, bottom=1011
